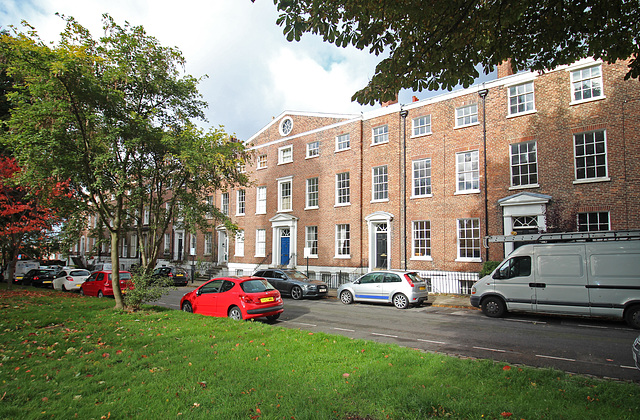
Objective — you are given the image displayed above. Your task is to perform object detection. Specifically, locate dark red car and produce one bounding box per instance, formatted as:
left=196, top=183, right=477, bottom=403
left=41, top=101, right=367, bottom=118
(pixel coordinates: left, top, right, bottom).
left=80, top=270, right=134, bottom=298
left=180, top=276, right=283, bottom=322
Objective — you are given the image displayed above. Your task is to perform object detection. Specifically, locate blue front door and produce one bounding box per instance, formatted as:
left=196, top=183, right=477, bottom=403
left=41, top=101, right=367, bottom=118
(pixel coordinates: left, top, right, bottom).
left=280, top=237, right=290, bottom=265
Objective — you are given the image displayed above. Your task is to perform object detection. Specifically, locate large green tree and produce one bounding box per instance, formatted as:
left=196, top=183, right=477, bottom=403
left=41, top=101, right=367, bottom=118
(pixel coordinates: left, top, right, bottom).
left=1, top=15, right=249, bottom=309
left=261, top=0, right=640, bottom=104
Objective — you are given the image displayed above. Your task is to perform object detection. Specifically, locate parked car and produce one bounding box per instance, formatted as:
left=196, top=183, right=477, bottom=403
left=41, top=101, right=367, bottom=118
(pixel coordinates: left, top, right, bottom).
left=180, top=276, right=283, bottom=322
left=80, top=270, right=134, bottom=298
left=152, top=266, right=189, bottom=286
left=53, top=269, right=91, bottom=292
left=21, top=268, right=57, bottom=288
left=633, top=335, right=640, bottom=370
left=337, top=270, right=429, bottom=309
left=253, top=269, right=328, bottom=300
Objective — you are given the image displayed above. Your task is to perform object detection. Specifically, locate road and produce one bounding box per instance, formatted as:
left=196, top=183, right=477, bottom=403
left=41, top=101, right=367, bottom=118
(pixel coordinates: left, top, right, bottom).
left=156, top=287, right=640, bottom=382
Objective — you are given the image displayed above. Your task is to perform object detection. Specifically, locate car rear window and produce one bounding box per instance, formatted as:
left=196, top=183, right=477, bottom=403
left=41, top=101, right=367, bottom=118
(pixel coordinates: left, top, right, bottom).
left=241, top=279, right=276, bottom=293
left=71, top=270, right=90, bottom=276
left=405, top=272, right=424, bottom=284
left=108, top=272, right=132, bottom=281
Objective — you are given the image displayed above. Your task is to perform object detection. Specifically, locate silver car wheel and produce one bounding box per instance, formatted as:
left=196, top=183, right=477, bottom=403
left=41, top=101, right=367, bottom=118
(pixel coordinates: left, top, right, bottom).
left=393, top=293, right=409, bottom=309
left=340, top=290, right=354, bottom=305
left=291, top=286, right=303, bottom=300
left=228, top=306, right=243, bottom=320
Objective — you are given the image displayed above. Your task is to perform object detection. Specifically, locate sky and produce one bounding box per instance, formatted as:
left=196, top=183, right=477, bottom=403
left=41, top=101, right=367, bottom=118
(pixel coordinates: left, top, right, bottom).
left=1, top=0, right=493, bottom=141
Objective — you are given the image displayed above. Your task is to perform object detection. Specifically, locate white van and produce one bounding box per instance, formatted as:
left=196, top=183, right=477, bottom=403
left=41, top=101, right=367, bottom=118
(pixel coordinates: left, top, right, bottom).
left=4, top=260, right=40, bottom=284
left=470, top=240, right=640, bottom=328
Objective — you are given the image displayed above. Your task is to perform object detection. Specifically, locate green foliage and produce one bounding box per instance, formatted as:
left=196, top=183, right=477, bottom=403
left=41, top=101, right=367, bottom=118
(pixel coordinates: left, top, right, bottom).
left=124, top=270, right=175, bottom=311
left=480, top=260, right=501, bottom=277
left=265, top=0, right=640, bottom=105
left=1, top=288, right=639, bottom=419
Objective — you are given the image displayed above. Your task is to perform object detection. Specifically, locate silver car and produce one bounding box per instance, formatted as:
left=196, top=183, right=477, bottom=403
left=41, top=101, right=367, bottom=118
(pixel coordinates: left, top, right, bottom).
left=337, top=270, right=429, bottom=309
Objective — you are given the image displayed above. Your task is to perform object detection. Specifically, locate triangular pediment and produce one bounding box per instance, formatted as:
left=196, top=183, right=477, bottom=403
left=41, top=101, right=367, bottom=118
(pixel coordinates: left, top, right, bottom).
left=269, top=213, right=299, bottom=223
left=498, top=192, right=552, bottom=207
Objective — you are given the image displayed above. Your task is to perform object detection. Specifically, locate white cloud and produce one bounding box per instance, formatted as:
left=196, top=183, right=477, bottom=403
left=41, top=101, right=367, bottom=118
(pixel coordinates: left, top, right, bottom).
left=1, top=0, right=481, bottom=140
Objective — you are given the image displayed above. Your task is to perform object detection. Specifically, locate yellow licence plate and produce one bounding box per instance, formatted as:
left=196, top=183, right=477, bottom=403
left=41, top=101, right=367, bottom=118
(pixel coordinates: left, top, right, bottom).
left=260, top=297, right=275, bottom=303
left=419, top=286, right=426, bottom=291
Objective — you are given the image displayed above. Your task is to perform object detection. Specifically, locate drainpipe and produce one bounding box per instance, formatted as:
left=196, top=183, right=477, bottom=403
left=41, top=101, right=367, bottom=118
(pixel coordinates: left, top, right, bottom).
left=400, top=109, right=409, bottom=271
left=478, top=88, right=489, bottom=262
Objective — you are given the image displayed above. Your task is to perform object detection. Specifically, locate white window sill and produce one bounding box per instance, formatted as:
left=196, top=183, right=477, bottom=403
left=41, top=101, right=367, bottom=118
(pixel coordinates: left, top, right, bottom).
left=304, top=206, right=319, bottom=211
left=410, top=132, right=432, bottom=139
left=236, top=213, right=245, bottom=217
left=334, top=203, right=351, bottom=208
left=507, top=109, right=537, bottom=119
left=257, top=167, right=267, bottom=171
left=455, top=258, right=482, bottom=263
left=305, top=255, right=318, bottom=259
left=305, top=155, right=319, bottom=160
left=411, top=256, right=433, bottom=261
left=277, top=209, right=293, bottom=213
left=573, top=177, right=610, bottom=185
left=509, top=184, right=540, bottom=190
left=277, top=161, right=293, bottom=166
left=410, top=193, right=433, bottom=200
left=255, top=211, right=266, bottom=215
left=254, top=254, right=266, bottom=258
left=454, top=189, right=480, bottom=195
left=335, top=147, right=351, bottom=153
left=371, top=198, right=389, bottom=204
left=371, top=140, right=389, bottom=147
left=570, top=95, right=606, bottom=106
left=454, top=122, right=480, bottom=130
left=334, top=255, right=351, bottom=259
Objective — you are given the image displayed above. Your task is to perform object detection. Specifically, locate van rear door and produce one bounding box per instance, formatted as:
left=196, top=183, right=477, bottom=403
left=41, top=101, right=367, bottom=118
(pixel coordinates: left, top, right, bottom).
left=533, top=245, right=590, bottom=315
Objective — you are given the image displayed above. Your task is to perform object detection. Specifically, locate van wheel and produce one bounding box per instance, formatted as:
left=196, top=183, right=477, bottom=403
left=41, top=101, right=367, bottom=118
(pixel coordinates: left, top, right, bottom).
left=482, top=296, right=506, bottom=318
left=624, top=305, right=640, bottom=329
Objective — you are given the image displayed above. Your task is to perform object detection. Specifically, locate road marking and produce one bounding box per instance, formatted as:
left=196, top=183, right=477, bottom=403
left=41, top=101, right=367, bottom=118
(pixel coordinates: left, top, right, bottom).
left=473, top=346, right=506, bottom=353
left=371, top=333, right=398, bottom=338
left=536, top=354, right=576, bottom=362
left=506, top=318, right=546, bottom=324
left=417, top=339, right=446, bottom=345
left=286, top=321, right=317, bottom=327
left=620, top=365, right=637, bottom=370
left=333, top=327, right=355, bottom=332
left=577, top=324, right=608, bottom=329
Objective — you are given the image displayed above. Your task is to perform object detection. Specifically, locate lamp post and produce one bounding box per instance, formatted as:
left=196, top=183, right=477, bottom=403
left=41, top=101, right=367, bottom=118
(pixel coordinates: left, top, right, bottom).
left=400, top=108, right=409, bottom=271
left=478, top=88, right=489, bottom=262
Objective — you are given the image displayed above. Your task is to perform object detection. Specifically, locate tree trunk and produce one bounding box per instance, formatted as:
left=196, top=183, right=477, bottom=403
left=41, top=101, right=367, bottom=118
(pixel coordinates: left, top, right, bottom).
left=110, top=230, right=125, bottom=310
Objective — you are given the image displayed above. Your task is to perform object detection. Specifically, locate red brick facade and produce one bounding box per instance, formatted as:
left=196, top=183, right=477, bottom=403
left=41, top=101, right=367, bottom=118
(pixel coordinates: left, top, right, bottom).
left=216, top=58, right=640, bottom=277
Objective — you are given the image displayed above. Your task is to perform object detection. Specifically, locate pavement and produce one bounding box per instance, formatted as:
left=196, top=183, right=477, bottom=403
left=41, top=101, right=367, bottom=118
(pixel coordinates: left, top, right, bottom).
left=186, top=278, right=476, bottom=309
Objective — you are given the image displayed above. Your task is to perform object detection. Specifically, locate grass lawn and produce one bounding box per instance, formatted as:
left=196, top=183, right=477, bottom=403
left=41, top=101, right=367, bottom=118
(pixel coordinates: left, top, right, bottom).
left=1, top=286, right=639, bottom=419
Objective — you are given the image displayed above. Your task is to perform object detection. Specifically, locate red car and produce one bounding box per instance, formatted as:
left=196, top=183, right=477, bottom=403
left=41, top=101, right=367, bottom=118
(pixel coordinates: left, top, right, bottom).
left=180, top=276, right=283, bottom=322
left=80, top=270, right=134, bottom=298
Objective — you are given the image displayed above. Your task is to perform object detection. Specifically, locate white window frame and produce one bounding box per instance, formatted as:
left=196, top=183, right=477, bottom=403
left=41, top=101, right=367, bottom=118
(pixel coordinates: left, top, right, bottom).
left=411, top=115, right=431, bottom=137
left=372, top=165, right=389, bottom=202
left=221, top=193, right=229, bottom=216
left=335, top=224, right=351, bottom=258
left=577, top=212, right=610, bottom=232
left=164, top=233, right=171, bottom=253
left=305, top=226, right=318, bottom=258
left=573, top=130, right=609, bottom=183
left=336, top=133, right=350, bottom=152
left=236, top=189, right=245, bottom=216
left=306, top=177, right=319, bottom=209
left=255, top=229, right=266, bottom=257
left=335, top=172, right=351, bottom=206
left=306, top=141, right=320, bottom=158
left=257, top=154, right=267, bottom=169
left=412, top=158, right=432, bottom=198
left=508, top=81, right=536, bottom=116
left=235, top=230, right=244, bottom=257
left=278, top=144, right=293, bottom=165
left=510, top=141, right=538, bottom=188
left=411, top=220, right=432, bottom=260
left=256, top=186, right=267, bottom=214
left=372, top=125, right=389, bottom=145
left=456, top=218, right=481, bottom=262
left=569, top=63, right=604, bottom=104
left=455, top=104, right=478, bottom=128
left=277, top=176, right=293, bottom=212
left=204, top=232, right=212, bottom=255
left=455, top=150, right=480, bottom=194
left=131, top=234, right=137, bottom=257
